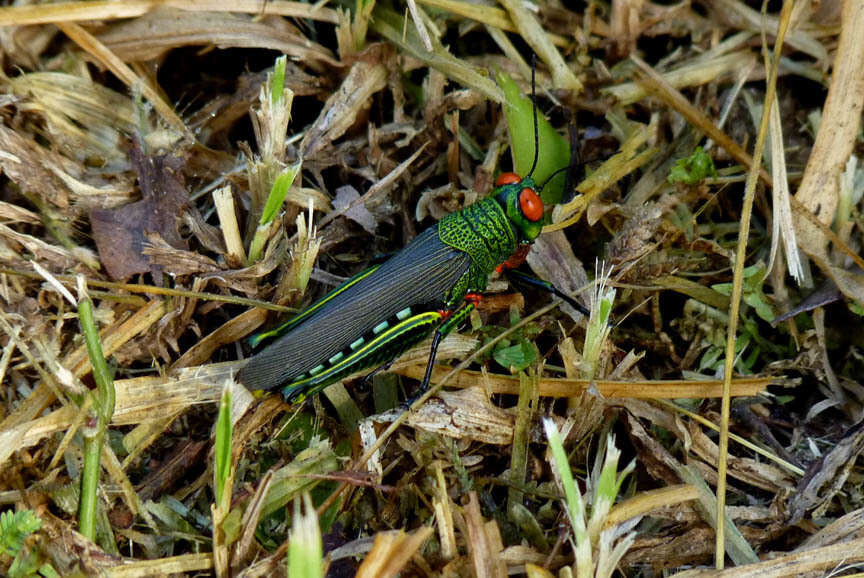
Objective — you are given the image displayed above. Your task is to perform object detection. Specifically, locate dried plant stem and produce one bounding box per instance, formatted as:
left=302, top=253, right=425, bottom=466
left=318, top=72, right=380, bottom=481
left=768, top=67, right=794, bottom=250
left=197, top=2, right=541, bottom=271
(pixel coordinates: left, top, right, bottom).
left=103, top=552, right=214, bottom=575
left=673, top=536, right=864, bottom=577
left=213, top=186, right=247, bottom=266
left=0, top=267, right=293, bottom=312
left=0, top=0, right=339, bottom=26
left=56, top=21, right=188, bottom=136
left=657, top=400, right=805, bottom=476
left=390, top=366, right=771, bottom=399
left=713, top=1, right=793, bottom=568
left=605, top=484, right=700, bottom=528
left=496, top=0, right=581, bottom=92
left=415, top=0, right=569, bottom=48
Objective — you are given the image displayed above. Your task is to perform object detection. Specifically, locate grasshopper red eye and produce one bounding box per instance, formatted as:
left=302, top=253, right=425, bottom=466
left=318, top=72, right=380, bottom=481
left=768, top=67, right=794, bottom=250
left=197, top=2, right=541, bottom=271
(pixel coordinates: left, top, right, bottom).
left=519, top=188, right=543, bottom=221
left=496, top=172, right=521, bottom=187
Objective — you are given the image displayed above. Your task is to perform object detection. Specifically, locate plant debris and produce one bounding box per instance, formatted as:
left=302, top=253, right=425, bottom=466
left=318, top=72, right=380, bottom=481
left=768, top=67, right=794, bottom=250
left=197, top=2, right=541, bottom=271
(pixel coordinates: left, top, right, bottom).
left=0, top=1, right=863, bottom=577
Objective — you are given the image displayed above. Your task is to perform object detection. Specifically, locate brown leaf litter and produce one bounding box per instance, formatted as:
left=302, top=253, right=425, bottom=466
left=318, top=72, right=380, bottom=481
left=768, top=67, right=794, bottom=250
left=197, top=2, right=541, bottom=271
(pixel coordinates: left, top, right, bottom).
left=0, top=1, right=863, bottom=576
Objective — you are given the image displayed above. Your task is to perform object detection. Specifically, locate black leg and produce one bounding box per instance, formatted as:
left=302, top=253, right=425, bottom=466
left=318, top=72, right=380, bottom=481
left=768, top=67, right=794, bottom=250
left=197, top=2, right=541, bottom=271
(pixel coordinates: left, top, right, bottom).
left=360, top=358, right=395, bottom=386
left=402, top=327, right=444, bottom=408
left=506, top=269, right=591, bottom=317
left=418, top=329, right=444, bottom=395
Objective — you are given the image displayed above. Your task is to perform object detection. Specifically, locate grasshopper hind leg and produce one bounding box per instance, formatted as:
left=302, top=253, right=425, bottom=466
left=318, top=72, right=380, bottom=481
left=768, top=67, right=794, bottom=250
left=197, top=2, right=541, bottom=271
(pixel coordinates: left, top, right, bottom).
left=356, top=358, right=397, bottom=394
left=401, top=329, right=445, bottom=408
left=403, top=296, right=479, bottom=408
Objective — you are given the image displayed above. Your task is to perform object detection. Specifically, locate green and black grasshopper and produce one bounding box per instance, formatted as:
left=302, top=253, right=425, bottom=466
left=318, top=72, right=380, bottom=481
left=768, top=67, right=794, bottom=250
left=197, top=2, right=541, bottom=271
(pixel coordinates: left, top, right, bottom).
left=238, top=80, right=587, bottom=403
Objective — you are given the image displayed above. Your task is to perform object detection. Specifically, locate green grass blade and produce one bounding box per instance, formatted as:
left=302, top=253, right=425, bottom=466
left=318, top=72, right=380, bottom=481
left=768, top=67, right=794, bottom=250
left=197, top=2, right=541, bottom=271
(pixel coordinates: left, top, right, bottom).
left=543, top=417, right=591, bottom=576
left=260, top=161, right=303, bottom=226
left=214, top=384, right=233, bottom=504
left=271, top=55, right=286, bottom=105
left=288, top=493, right=323, bottom=578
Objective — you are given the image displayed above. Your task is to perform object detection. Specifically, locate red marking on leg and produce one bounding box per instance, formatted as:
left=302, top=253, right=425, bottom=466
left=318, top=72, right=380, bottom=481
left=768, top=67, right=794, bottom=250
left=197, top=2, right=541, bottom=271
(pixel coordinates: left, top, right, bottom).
left=437, top=309, right=453, bottom=320
left=497, top=244, right=532, bottom=273
left=464, top=293, right=482, bottom=306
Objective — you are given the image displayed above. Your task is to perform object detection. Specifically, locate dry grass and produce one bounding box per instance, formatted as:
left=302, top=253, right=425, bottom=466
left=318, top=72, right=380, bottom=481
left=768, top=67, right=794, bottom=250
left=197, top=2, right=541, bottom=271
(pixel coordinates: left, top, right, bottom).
left=0, top=0, right=863, bottom=576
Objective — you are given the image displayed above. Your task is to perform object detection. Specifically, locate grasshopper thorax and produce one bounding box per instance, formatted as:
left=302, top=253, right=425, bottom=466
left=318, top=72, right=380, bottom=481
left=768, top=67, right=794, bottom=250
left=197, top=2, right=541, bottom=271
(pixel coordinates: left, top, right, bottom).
left=494, top=172, right=544, bottom=242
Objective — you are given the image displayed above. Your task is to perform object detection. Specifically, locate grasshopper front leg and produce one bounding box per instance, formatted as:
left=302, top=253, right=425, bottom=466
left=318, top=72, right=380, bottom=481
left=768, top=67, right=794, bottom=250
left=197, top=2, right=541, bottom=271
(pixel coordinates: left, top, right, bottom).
left=505, top=269, right=591, bottom=318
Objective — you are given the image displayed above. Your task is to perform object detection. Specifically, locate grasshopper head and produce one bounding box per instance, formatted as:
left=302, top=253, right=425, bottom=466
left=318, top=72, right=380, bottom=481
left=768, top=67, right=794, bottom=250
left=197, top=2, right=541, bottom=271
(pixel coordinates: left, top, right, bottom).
left=494, top=172, right=544, bottom=242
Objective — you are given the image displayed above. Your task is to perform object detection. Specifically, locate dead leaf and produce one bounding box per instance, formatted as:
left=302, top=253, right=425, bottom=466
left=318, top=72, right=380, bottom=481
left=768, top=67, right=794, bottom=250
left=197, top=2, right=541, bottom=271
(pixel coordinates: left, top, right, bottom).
left=0, top=125, right=72, bottom=209
left=793, top=2, right=864, bottom=258
left=142, top=233, right=222, bottom=277
left=380, top=387, right=515, bottom=445
left=90, top=141, right=190, bottom=280
left=333, top=185, right=378, bottom=234
left=789, top=419, right=864, bottom=522
left=97, top=8, right=337, bottom=67
left=526, top=229, right=589, bottom=321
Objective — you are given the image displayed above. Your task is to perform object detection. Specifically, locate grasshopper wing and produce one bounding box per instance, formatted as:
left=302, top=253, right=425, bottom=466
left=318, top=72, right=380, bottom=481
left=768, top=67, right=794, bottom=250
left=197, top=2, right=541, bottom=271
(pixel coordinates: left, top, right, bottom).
left=237, top=226, right=471, bottom=393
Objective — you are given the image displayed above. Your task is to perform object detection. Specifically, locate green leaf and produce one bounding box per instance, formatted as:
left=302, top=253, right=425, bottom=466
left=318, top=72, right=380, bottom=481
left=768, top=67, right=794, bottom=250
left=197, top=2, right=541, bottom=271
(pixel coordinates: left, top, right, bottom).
left=668, top=147, right=717, bottom=185
left=493, top=340, right=537, bottom=372
left=260, top=161, right=303, bottom=226
left=0, top=510, right=42, bottom=557
left=711, top=264, right=774, bottom=322
left=38, top=563, right=60, bottom=578
left=743, top=292, right=774, bottom=322
left=497, top=70, right=570, bottom=206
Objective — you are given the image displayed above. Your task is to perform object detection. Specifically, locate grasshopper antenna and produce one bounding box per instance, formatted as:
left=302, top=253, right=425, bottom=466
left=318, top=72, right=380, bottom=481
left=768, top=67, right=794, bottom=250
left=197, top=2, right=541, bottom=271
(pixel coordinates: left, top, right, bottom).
left=537, top=164, right=569, bottom=192
left=538, top=123, right=583, bottom=196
